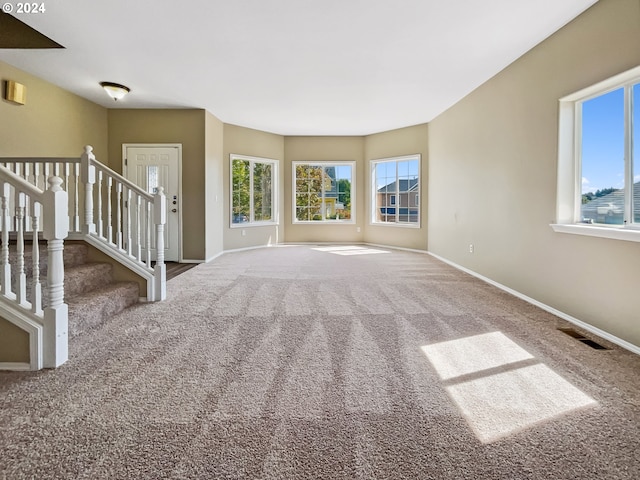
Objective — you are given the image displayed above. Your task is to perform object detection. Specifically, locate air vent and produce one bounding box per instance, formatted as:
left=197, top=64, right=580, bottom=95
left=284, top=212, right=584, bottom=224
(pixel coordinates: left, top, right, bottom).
left=558, top=328, right=610, bottom=350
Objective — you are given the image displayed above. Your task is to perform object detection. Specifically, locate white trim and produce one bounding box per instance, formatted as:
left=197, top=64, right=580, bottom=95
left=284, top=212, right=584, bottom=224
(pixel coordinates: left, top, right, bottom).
left=204, top=252, right=224, bottom=263
left=370, top=153, right=421, bottom=227
left=0, top=362, right=31, bottom=371
left=122, top=143, right=183, bottom=262
left=292, top=161, right=356, bottom=224
left=230, top=153, right=278, bottom=228
left=556, top=65, right=640, bottom=238
left=550, top=223, right=640, bottom=242
left=427, top=251, right=640, bottom=356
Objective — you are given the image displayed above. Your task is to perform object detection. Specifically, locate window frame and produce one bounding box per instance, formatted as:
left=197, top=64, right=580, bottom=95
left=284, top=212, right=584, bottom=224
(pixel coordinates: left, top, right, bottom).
left=552, top=65, right=640, bottom=243
left=292, top=161, right=356, bottom=224
left=370, top=154, right=421, bottom=228
left=229, top=154, right=278, bottom=228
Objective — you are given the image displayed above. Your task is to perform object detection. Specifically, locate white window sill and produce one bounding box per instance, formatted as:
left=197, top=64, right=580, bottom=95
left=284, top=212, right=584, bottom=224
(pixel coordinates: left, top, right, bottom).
left=230, top=222, right=278, bottom=229
left=370, top=222, right=421, bottom=229
left=550, top=223, right=640, bottom=243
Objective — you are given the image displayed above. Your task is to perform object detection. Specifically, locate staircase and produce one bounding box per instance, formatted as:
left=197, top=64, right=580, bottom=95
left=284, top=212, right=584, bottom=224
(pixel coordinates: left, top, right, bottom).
left=14, top=242, right=140, bottom=338
left=0, top=146, right=167, bottom=370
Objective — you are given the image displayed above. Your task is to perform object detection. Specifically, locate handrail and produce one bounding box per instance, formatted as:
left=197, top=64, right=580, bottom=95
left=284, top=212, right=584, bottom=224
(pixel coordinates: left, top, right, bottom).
left=0, top=165, right=45, bottom=200
left=91, top=160, right=154, bottom=202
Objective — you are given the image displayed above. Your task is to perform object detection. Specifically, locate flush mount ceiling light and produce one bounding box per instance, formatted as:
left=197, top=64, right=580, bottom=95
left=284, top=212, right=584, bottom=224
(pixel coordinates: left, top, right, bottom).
left=99, top=81, right=130, bottom=101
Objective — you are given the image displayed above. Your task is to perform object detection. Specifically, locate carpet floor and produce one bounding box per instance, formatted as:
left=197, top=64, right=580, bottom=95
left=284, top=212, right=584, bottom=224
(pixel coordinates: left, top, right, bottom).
left=1, top=244, right=639, bottom=479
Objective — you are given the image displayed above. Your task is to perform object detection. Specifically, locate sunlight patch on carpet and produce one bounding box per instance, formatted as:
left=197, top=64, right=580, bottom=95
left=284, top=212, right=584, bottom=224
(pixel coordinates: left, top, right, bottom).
left=422, top=332, right=597, bottom=443
left=421, top=332, right=534, bottom=380
left=312, top=245, right=390, bottom=255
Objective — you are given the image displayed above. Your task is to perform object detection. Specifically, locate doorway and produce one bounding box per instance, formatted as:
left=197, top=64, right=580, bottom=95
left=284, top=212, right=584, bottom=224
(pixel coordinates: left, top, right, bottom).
left=123, top=144, right=182, bottom=262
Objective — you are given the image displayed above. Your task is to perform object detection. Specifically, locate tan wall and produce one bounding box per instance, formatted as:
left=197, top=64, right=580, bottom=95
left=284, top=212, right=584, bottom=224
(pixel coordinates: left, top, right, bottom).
left=205, top=112, right=225, bottom=260
left=107, top=109, right=207, bottom=260
left=364, top=124, right=429, bottom=250
left=428, top=0, right=640, bottom=347
left=0, top=320, right=30, bottom=364
left=0, top=61, right=108, bottom=158
left=224, top=124, right=285, bottom=250
left=284, top=136, right=364, bottom=243
left=0, top=60, right=108, bottom=364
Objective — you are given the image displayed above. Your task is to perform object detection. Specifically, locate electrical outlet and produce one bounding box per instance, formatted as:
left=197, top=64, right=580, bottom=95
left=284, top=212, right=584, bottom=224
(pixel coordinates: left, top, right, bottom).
left=357, top=227, right=361, bottom=233
left=241, top=229, right=246, bottom=237
left=469, top=244, right=474, bottom=253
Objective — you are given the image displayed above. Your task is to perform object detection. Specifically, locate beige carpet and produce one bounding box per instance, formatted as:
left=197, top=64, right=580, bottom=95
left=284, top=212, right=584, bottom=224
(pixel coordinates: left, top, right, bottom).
left=1, top=244, right=639, bottom=479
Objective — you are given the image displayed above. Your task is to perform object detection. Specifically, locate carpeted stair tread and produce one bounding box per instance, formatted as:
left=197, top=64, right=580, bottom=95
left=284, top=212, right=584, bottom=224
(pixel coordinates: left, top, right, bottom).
left=63, top=262, right=114, bottom=298
left=67, top=281, right=140, bottom=338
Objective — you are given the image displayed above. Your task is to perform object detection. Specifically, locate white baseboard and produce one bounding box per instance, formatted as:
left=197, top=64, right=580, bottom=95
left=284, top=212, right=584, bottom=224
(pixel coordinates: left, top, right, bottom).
left=427, top=251, right=640, bottom=356
left=0, top=362, right=31, bottom=371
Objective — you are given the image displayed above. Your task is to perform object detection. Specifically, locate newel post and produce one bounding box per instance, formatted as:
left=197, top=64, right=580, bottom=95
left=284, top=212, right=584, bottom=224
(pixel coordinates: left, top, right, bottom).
left=153, top=186, right=167, bottom=301
left=80, top=145, right=96, bottom=234
left=43, top=176, right=69, bottom=368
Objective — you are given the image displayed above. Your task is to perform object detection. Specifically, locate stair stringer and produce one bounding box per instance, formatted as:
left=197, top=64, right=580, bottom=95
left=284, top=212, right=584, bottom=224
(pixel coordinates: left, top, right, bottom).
left=70, top=232, right=155, bottom=302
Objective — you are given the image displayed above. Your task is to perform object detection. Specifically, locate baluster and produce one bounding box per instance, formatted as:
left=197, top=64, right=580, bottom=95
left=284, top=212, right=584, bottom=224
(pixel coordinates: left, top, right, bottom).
left=15, top=192, right=27, bottom=305
left=125, top=187, right=132, bottom=255
left=0, top=182, right=12, bottom=296
left=136, top=195, right=142, bottom=261
left=107, top=176, right=113, bottom=243
left=80, top=146, right=96, bottom=234
left=63, top=162, right=70, bottom=231
left=34, top=162, right=41, bottom=189
left=97, top=170, right=103, bottom=238
left=73, top=162, right=80, bottom=232
left=31, top=203, right=42, bottom=314
left=43, top=176, right=69, bottom=368
left=146, top=201, right=152, bottom=267
left=116, top=182, right=123, bottom=249
left=44, top=162, right=51, bottom=185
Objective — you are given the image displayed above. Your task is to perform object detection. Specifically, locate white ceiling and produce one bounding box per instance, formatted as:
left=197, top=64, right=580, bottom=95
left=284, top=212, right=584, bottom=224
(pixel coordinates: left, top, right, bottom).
left=0, top=0, right=598, bottom=136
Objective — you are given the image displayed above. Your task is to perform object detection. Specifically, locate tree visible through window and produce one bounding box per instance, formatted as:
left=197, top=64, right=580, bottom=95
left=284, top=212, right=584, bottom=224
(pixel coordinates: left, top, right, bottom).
left=372, top=155, right=420, bottom=225
left=231, top=155, right=276, bottom=225
left=293, top=162, right=354, bottom=222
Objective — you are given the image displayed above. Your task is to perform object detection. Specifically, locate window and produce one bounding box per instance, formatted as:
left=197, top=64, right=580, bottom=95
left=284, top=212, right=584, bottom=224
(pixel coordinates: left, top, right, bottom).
left=554, top=66, right=640, bottom=241
left=372, top=154, right=420, bottom=226
left=293, top=162, right=354, bottom=222
left=230, top=154, right=277, bottom=226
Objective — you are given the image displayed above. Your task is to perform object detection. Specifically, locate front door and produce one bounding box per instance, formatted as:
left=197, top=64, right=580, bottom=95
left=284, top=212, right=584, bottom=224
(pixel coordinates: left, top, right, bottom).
left=123, top=145, right=181, bottom=262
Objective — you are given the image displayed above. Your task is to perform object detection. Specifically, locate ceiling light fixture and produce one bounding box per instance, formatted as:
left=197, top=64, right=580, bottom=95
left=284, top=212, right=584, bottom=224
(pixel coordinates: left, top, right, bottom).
left=99, top=81, right=130, bottom=101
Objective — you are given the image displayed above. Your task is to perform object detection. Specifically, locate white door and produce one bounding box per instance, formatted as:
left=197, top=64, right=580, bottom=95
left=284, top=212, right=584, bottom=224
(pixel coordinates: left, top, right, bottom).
left=124, top=145, right=181, bottom=262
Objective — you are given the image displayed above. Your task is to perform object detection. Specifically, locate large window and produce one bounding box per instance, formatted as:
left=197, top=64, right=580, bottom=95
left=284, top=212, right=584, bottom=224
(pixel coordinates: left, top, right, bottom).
left=293, top=162, right=354, bottom=222
left=231, top=154, right=277, bottom=226
left=554, top=66, right=640, bottom=242
left=371, top=155, right=420, bottom=226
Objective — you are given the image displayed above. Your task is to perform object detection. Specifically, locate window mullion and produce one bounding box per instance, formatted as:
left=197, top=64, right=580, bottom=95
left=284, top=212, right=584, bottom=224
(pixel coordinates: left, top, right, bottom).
left=624, top=85, right=633, bottom=225
left=395, top=162, right=400, bottom=223
left=249, top=161, right=254, bottom=223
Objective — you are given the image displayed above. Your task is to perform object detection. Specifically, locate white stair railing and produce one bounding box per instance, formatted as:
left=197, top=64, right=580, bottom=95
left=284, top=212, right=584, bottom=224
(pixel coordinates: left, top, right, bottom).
left=0, top=169, right=69, bottom=370
left=0, top=146, right=167, bottom=303
left=80, top=146, right=166, bottom=301
left=0, top=146, right=167, bottom=370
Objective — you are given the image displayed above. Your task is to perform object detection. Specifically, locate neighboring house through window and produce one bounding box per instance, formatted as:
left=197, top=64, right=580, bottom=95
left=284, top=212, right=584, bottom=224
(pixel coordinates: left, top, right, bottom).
left=554, top=65, right=640, bottom=242
left=293, top=162, right=354, bottom=222
left=372, top=154, right=420, bottom=225
left=231, top=154, right=277, bottom=226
